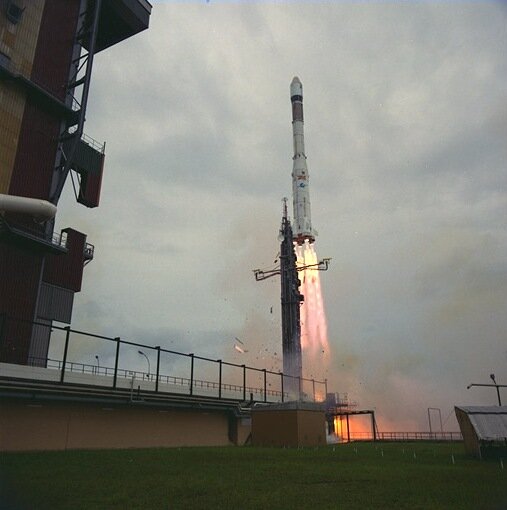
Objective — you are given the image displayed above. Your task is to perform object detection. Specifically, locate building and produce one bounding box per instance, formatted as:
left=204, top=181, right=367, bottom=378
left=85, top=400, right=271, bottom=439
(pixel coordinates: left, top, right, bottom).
left=251, top=401, right=326, bottom=447
left=0, top=0, right=151, bottom=366
left=455, top=406, right=507, bottom=459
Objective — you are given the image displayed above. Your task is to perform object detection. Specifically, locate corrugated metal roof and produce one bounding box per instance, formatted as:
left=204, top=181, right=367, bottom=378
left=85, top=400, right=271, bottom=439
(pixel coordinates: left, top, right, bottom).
left=458, top=406, right=507, bottom=414
left=456, top=406, right=507, bottom=441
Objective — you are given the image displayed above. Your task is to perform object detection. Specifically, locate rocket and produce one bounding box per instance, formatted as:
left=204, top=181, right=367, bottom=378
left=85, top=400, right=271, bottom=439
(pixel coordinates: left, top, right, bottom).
left=290, top=76, right=315, bottom=245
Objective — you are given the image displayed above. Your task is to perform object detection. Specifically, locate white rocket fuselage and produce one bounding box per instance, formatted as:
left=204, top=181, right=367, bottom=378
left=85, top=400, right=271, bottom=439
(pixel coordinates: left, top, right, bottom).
left=290, top=76, right=315, bottom=245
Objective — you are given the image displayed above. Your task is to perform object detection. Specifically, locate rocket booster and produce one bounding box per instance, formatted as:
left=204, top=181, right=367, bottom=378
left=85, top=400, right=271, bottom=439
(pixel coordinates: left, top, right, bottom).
left=290, top=76, right=315, bottom=245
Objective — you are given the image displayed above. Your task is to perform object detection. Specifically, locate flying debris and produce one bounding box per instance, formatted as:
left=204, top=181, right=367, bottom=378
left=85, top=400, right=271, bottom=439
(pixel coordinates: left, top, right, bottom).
left=234, top=344, right=248, bottom=354
left=234, top=337, right=244, bottom=345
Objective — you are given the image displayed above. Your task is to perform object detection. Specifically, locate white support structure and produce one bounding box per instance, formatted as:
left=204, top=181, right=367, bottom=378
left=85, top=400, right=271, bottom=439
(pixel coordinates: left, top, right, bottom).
left=0, top=194, right=57, bottom=222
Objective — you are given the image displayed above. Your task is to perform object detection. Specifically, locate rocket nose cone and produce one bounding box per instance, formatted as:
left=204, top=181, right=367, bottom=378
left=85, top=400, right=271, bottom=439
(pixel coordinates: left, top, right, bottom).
left=290, top=76, right=303, bottom=98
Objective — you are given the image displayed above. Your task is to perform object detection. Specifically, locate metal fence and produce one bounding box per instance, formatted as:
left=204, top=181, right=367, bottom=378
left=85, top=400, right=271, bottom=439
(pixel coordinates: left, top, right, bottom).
left=0, top=316, right=327, bottom=404
left=348, top=431, right=462, bottom=442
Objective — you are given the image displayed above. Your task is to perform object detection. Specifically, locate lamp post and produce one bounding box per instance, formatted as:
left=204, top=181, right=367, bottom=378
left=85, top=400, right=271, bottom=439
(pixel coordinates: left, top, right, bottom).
left=138, top=350, right=150, bottom=378
left=427, top=407, right=443, bottom=438
left=95, top=355, right=99, bottom=374
left=490, top=374, right=502, bottom=406
left=467, top=375, right=505, bottom=406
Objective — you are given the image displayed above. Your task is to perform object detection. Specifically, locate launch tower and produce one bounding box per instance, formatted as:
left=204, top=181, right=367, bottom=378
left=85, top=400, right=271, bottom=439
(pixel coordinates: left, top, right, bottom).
left=0, top=0, right=151, bottom=365
left=279, top=201, right=303, bottom=395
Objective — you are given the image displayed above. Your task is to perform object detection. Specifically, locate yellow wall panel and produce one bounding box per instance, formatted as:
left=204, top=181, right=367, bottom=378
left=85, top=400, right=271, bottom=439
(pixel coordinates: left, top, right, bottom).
left=0, top=401, right=235, bottom=451
left=0, top=1, right=45, bottom=74
left=0, top=1, right=46, bottom=193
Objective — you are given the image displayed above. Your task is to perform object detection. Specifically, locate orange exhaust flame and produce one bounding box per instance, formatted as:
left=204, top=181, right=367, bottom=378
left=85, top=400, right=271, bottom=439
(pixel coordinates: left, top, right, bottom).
left=333, top=415, right=374, bottom=442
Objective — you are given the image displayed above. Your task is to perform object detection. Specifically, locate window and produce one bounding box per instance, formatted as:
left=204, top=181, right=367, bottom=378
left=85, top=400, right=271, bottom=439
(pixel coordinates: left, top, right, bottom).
left=5, top=2, right=24, bottom=25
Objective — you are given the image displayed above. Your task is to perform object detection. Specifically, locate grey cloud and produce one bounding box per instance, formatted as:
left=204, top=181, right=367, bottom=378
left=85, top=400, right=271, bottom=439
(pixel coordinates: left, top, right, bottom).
left=55, top=2, right=507, bottom=430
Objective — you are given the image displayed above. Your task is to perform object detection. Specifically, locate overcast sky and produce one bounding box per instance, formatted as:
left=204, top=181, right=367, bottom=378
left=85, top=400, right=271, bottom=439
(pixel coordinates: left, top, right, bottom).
left=55, top=1, right=507, bottom=430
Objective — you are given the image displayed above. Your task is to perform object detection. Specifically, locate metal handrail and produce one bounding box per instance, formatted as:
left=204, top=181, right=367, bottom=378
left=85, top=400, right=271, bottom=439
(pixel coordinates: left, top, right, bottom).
left=23, top=319, right=326, bottom=386
left=81, top=132, right=105, bottom=153
left=83, top=242, right=94, bottom=258
left=5, top=315, right=327, bottom=404
left=346, top=431, right=463, bottom=441
left=0, top=57, right=81, bottom=111
left=26, top=356, right=287, bottom=399
left=51, top=230, right=67, bottom=248
left=2, top=218, right=67, bottom=248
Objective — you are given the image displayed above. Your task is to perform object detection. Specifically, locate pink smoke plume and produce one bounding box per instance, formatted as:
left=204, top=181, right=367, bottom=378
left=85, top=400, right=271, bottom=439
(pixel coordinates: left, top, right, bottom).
left=296, top=240, right=330, bottom=380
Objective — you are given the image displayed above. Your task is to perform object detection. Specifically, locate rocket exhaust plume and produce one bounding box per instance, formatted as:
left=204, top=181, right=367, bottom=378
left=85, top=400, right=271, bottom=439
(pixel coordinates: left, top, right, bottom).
left=297, top=241, right=329, bottom=363
left=290, top=77, right=329, bottom=379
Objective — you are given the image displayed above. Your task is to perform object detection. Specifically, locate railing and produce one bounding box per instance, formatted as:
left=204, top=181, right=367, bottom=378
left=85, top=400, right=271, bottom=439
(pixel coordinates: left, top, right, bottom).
left=0, top=316, right=327, bottom=404
left=326, top=392, right=358, bottom=409
left=347, top=431, right=462, bottom=442
left=26, top=356, right=285, bottom=399
left=2, top=220, right=93, bottom=259
left=83, top=242, right=94, bottom=259
left=2, top=218, right=67, bottom=250
left=52, top=230, right=67, bottom=249
left=0, top=56, right=81, bottom=112
left=81, top=132, right=105, bottom=154
left=378, top=431, right=462, bottom=441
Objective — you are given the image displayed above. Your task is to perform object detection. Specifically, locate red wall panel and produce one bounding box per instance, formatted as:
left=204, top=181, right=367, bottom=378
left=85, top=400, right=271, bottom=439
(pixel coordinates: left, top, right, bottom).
left=78, top=158, right=104, bottom=208
left=31, top=0, right=81, bottom=101
left=8, top=99, right=60, bottom=202
left=43, top=229, right=86, bottom=293
left=0, top=244, right=43, bottom=363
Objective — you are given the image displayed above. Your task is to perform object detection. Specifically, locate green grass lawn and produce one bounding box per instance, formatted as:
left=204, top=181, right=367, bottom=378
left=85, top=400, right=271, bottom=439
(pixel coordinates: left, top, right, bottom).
left=1, top=442, right=506, bottom=509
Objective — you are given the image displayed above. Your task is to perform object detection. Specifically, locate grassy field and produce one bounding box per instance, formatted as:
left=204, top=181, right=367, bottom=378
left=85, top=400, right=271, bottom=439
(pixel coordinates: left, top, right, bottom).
left=1, top=442, right=506, bottom=510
